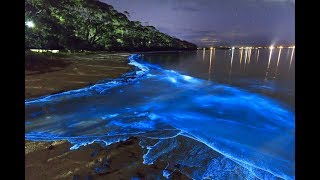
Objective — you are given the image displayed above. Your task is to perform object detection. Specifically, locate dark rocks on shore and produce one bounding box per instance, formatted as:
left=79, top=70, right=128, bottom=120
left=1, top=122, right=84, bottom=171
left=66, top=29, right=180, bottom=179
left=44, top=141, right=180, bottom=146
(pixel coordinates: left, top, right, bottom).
left=25, top=137, right=191, bottom=180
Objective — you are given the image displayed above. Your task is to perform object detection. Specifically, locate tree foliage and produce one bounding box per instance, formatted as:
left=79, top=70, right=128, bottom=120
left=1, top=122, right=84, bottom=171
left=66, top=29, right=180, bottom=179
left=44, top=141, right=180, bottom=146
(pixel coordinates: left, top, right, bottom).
left=25, top=0, right=197, bottom=51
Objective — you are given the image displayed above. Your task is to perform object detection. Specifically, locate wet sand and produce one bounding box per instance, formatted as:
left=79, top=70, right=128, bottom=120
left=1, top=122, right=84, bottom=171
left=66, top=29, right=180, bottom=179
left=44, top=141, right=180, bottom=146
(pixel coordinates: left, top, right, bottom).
left=25, top=52, right=134, bottom=99
left=25, top=137, right=189, bottom=180
left=25, top=52, right=190, bottom=179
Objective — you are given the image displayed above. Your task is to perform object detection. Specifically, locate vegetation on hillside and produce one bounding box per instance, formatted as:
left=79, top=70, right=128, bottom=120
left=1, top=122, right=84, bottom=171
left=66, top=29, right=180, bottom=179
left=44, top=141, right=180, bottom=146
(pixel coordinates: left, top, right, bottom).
left=25, top=0, right=197, bottom=51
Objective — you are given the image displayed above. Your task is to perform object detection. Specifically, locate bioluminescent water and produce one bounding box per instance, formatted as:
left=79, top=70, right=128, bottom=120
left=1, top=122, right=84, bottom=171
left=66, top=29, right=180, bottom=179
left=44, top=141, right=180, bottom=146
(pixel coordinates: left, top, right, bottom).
left=25, top=50, right=295, bottom=180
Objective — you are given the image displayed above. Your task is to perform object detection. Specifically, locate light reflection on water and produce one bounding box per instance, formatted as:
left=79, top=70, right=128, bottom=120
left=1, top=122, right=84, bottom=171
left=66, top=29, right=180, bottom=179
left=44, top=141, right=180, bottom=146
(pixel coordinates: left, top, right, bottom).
left=208, top=48, right=215, bottom=80
left=202, top=48, right=206, bottom=61
left=275, top=47, right=283, bottom=75
left=229, top=48, right=234, bottom=78
left=143, top=48, right=294, bottom=107
left=289, top=47, right=295, bottom=71
left=240, top=48, right=243, bottom=66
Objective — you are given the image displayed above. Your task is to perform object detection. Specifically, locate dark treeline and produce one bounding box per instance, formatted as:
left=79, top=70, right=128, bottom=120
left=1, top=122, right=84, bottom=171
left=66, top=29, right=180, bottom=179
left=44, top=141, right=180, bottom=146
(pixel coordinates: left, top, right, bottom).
left=25, top=0, right=197, bottom=51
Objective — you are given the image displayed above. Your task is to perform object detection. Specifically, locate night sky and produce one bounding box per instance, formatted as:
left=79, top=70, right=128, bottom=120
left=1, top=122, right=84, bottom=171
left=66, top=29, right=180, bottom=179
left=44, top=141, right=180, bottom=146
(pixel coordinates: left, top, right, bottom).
left=101, top=0, right=295, bottom=47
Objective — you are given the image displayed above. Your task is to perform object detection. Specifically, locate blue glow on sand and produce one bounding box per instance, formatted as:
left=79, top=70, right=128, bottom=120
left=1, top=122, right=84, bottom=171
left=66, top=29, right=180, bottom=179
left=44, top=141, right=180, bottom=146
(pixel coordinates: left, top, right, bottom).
left=25, top=54, right=295, bottom=180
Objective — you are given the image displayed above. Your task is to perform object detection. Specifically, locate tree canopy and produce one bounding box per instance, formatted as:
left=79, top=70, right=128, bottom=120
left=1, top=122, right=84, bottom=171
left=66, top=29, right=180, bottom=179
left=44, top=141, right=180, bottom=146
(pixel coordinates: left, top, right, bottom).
left=25, top=0, right=197, bottom=51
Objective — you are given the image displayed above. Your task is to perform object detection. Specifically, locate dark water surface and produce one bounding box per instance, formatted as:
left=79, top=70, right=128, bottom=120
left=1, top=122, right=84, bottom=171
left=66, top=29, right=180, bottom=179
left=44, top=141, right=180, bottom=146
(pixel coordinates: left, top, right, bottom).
left=142, top=48, right=295, bottom=107
left=25, top=49, right=295, bottom=180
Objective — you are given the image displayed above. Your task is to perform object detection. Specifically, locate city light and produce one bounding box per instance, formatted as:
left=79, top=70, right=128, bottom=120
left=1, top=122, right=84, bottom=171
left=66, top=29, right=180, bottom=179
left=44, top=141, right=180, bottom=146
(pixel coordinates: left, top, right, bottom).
left=51, top=50, right=59, bottom=53
left=212, top=45, right=294, bottom=49
left=25, top=20, right=35, bottom=28
left=30, top=49, right=59, bottom=53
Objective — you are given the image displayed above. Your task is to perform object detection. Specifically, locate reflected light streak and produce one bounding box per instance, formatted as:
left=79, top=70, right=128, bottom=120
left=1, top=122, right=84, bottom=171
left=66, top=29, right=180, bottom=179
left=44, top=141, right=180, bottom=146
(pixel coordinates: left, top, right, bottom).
left=209, top=49, right=212, bottom=74
left=244, top=49, right=248, bottom=64
left=248, top=49, right=252, bottom=64
left=256, top=49, right=260, bottom=63
left=202, top=48, right=206, bottom=62
left=289, top=47, right=295, bottom=71
left=265, top=46, right=274, bottom=80
left=230, top=48, right=234, bottom=69
left=208, top=48, right=215, bottom=77
left=229, top=48, right=235, bottom=78
left=240, top=49, right=243, bottom=66
left=267, top=46, right=274, bottom=69
left=244, top=49, right=248, bottom=71
left=286, top=49, right=290, bottom=61
left=275, top=48, right=282, bottom=75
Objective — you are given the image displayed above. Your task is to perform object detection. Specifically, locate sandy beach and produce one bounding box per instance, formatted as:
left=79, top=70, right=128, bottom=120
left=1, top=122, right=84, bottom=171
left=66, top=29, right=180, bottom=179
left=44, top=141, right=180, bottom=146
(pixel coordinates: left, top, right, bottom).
left=25, top=137, right=189, bottom=179
left=25, top=52, right=133, bottom=99
left=25, top=52, right=189, bottom=179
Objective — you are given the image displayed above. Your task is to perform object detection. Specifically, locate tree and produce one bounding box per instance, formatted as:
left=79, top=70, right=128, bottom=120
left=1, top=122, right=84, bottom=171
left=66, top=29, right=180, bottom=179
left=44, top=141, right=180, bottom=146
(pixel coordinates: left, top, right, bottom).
left=123, top=11, right=130, bottom=18
left=25, top=0, right=197, bottom=51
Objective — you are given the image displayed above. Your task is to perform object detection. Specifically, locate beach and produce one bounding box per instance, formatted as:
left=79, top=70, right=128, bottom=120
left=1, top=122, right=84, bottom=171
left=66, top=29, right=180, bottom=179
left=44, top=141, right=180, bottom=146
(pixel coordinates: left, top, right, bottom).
left=25, top=137, right=188, bottom=179
left=25, top=52, right=188, bottom=179
left=25, top=52, right=133, bottom=99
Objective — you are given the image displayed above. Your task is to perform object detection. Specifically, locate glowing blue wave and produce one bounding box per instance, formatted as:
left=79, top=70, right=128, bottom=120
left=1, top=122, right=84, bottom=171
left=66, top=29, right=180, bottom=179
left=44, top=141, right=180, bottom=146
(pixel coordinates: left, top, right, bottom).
left=25, top=54, right=294, bottom=179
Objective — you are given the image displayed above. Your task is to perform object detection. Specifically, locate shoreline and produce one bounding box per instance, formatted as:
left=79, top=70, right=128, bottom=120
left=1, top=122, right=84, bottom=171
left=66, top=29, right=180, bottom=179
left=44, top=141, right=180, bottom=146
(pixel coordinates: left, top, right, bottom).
left=24, top=51, right=292, bottom=180
left=25, top=52, right=190, bottom=179
left=25, top=137, right=189, bottom=179
left=25, top=50, right=195, bottom=100
left=25, top=51, right=135, bottom=99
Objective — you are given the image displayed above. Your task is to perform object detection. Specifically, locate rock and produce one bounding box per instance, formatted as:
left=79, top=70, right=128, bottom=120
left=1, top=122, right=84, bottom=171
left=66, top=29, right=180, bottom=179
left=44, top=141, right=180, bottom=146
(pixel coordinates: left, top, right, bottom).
left=48, top=144, right=54, bottom=150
